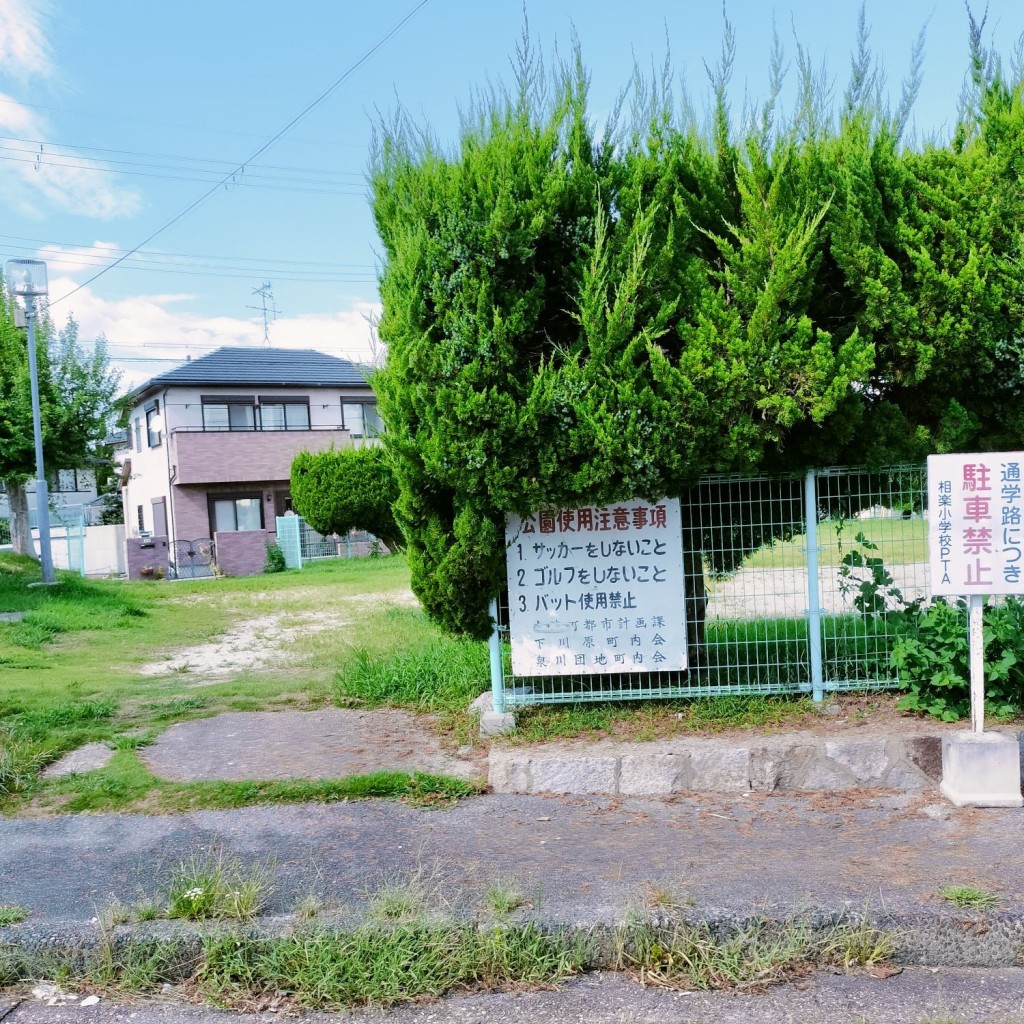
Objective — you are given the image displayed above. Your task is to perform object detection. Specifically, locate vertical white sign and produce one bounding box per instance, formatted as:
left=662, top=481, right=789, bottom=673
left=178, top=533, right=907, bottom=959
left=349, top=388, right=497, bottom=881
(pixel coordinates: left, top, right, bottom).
left=927, top=452, right=1024, bottom=596
left=505, top=498, right=687, bottom=676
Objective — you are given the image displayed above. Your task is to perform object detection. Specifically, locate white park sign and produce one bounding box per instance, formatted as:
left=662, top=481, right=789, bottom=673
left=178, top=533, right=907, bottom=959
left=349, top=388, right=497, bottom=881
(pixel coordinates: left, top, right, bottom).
left=927, top=453, right=1024, bottom=808
left=505, top=498, right=687, bottom=677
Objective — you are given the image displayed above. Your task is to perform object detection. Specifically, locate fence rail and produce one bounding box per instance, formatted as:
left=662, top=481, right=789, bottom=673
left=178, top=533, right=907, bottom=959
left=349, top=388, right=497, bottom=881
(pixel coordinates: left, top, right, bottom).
left=493, top=464, right=928, bottom=710
left=276, top=515, right=381, bottom=569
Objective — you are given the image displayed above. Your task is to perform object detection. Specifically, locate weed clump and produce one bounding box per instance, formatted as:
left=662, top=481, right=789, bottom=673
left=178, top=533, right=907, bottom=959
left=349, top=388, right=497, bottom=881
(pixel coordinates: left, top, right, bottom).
left=167, top=852, right=272, bottom=921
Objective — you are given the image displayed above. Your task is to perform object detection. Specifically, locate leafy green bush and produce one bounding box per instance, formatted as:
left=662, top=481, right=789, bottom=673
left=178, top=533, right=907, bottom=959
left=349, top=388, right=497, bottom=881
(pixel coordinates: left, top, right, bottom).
left=263, top=542, right=286, bottom=574
left=837, top=530, right=921, bottom=620
left=371, top=25, right=1024, bottom=638
left=291, top=446, right=404, bottom=553
left=892, top=598, right=1024, bottom=721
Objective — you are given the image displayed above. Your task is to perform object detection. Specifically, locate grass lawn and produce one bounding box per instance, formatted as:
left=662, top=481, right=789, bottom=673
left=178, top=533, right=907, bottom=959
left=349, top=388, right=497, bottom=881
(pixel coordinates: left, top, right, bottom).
left=743, top=517, right=928, bottom=570
left=0, top=547, right=915, bottom=816
left=0, top=552, right=485, bottom=814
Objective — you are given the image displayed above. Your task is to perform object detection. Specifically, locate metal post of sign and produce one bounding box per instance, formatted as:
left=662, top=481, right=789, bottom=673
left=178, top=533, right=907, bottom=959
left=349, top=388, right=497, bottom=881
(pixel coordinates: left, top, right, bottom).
left=488, top=598, right=505, bottom=714
left=804, top=470, right=824, bottom=702
left=968, top=595, right=985, bottom=734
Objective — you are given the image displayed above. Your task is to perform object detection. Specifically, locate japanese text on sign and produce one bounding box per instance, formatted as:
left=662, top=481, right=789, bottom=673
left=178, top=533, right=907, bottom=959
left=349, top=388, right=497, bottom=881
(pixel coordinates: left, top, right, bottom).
left=505, top=498, right=687, bottom=676
left=927, top=452, right=1024, bottom=596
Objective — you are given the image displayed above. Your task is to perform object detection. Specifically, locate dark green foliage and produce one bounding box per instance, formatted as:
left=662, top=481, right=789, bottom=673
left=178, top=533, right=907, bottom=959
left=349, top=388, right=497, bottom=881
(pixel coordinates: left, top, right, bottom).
left=892, top=598, right=1024, bottom=721
left=837, top=531, right=913, bottom=619
left=291, top=446, right=405, bottom=552
left=0, top=298, right=121, bottom=555
left=263, top=542, right=286, bottom=574
left=0, top=305, right=119, bottom=483
left=372, top=22, right=1024, bottom=637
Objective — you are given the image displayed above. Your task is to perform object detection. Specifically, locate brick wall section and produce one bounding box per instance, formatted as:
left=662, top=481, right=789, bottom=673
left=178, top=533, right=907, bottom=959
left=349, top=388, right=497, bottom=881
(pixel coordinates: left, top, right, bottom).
left=173, top=428, right=352, bottom=485
left=171, top=485, right=211, bottom=542
left=215, top=530, right=269, bottom=577
left=125, top=535, right=170, bottom=580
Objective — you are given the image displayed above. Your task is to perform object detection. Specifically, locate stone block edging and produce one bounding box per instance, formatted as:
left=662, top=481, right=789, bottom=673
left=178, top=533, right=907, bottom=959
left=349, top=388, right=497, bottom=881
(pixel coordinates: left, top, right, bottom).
left=487, top=732, right=981, bottom=796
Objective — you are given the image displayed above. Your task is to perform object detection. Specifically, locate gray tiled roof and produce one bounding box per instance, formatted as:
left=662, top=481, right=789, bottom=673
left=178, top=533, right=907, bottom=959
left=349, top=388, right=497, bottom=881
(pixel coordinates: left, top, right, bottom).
left=129, top=347, right=370, bottom=400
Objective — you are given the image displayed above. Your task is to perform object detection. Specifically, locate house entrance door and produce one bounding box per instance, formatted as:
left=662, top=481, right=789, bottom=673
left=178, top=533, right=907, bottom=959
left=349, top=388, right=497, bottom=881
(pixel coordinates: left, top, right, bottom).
left=273, top=490, right=293, bottom=519
left=152, top=498, right=168, bottom=538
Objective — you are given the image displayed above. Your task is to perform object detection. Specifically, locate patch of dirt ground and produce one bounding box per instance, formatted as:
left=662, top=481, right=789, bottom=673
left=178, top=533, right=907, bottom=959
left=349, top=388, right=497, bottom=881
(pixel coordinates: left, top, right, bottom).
left=139, top=588, right=419, bottom=678
left=503, top=692, right=1012, bottom=751
left=138, top=610, right=348, bottom=678
left=140, top=708, right=486, bottom=782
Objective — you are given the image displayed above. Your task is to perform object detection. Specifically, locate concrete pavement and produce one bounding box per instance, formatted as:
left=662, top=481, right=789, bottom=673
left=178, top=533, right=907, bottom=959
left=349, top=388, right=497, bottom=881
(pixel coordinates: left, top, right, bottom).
left=1, top=790, right=1023, bottom=965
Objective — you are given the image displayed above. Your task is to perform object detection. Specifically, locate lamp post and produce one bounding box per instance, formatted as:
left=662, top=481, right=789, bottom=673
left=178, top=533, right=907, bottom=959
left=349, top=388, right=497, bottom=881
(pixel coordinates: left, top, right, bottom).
left=4, top=258, right=54, bottom=584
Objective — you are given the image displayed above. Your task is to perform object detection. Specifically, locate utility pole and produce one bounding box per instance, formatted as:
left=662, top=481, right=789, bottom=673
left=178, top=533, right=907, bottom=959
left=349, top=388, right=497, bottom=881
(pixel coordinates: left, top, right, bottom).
left=247, top=282, right=279, bottom=346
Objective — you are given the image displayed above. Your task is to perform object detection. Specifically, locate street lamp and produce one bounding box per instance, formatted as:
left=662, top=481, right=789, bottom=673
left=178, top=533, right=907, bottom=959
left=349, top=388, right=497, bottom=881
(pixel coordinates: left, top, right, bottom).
left=4, top=258, right=54, bottom=584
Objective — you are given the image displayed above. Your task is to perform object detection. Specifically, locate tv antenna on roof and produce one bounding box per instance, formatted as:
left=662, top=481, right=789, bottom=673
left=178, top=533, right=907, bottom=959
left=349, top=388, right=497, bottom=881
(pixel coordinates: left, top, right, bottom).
left=247, top=282, right=279, bottom=346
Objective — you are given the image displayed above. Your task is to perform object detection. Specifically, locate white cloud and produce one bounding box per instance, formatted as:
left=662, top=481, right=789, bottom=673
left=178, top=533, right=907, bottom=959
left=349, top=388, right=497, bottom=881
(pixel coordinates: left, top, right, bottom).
left=47, top=274, right=381, bottom=389
left=0, top=0, right=142, bottom=222
left=0, top=98, right=143, bottom=218
left=36, top=239, right=121, bottom=274
left=0, top=0, right=52, bottom=78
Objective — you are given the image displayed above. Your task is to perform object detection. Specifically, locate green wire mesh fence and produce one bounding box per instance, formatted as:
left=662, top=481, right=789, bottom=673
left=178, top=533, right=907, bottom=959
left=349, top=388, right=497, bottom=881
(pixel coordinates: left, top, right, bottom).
left=493, top=465, right=928, bottom=709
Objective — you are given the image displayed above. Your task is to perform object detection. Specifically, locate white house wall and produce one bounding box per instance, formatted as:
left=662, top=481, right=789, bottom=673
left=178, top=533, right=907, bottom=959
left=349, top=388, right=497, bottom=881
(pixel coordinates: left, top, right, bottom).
left=122, top=389, right=173, bottom=537
left=156, top=386, right=371, bottom=430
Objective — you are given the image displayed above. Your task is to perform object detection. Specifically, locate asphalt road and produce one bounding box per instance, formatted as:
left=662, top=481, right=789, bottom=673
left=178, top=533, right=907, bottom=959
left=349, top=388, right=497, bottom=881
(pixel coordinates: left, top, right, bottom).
left=2, top=792, right=1022, bottom=925
left=3, top=968, right=1024, bottom=1023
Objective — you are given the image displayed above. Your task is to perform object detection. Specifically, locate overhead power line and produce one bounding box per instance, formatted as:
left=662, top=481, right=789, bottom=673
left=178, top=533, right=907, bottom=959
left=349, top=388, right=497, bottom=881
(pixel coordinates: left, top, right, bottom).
left=0, top=233, right=375, bottom=268
left=0, top=241, right=374, bottom=282
left=0, top=96, right=367, bottom=147
left=0, top=134, right=365, bottom=178
left=0, top=151, right=367, bottom=195
left=51, top=0, right=431, bottom=307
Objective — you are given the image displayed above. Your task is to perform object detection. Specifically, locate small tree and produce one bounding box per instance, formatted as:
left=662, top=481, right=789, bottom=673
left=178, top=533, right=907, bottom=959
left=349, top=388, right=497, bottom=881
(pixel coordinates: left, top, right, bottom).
left=290, top=446, right=405, bottom=553
left=0, top=300, right=120, bottom=557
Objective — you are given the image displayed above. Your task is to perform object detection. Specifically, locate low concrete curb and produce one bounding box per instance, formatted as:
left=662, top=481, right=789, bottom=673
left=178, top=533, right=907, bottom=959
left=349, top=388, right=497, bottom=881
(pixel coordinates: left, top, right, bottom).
left=489, top=731, right=951, bottom=795
left=3, top=904, right=1024, bottom=971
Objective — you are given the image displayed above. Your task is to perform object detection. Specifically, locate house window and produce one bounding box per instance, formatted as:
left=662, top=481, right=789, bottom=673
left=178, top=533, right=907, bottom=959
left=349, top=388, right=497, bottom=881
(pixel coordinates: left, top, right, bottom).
left=258, top=398, right=310, bottom=431
left=137, top=505, right=145, bottom=531
left=134, top=417, right=143, bottom=451
left=209, top=494, right=264, bottom=534
left=342, top=401, right=383, bottom=438
left=201, top=395, right=256, bottom=431
left=145, top=400, right=162, bottom=448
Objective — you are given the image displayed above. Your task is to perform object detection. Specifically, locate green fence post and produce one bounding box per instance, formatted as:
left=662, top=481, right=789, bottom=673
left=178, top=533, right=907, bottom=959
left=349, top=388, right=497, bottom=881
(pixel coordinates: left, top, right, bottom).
left=805, top=469, right=825, bottom=702
left=489, top=598, right=505, bottom=713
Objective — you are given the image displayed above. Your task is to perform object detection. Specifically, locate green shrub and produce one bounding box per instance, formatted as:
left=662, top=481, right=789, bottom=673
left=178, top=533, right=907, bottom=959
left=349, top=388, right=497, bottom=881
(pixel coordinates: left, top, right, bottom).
left=291, top=447, right=405, bottom=553
left=263, top=542, right=287, bottom=574
left=892, top=598, right=1024, bottom=721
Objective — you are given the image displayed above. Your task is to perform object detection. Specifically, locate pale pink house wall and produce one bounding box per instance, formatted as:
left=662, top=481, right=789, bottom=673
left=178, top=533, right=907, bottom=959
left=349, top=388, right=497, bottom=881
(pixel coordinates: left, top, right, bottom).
left=172, top=428, right=352, bottom=485
left=215, top=530, right=268, bottom=576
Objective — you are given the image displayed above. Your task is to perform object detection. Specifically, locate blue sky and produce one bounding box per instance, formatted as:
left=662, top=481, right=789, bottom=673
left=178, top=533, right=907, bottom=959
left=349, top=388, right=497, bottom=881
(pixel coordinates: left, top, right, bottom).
left=0, top=0, right=1021, bottom=386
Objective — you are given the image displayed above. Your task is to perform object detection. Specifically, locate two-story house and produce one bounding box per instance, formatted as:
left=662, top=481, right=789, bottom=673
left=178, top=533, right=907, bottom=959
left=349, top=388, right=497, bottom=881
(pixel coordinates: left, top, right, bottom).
left=119, top=346, right=380, bottom=574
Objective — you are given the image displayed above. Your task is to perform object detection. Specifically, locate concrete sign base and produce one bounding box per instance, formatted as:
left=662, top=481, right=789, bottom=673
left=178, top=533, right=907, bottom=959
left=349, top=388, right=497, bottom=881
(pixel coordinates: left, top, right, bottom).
left=939, top=731, right=1023, bottom=807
